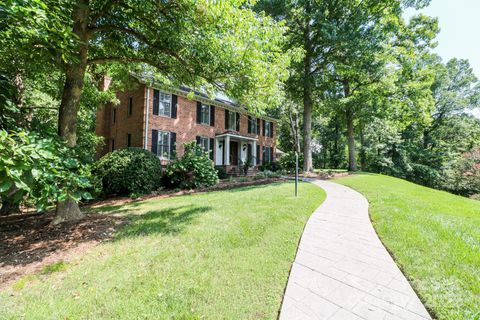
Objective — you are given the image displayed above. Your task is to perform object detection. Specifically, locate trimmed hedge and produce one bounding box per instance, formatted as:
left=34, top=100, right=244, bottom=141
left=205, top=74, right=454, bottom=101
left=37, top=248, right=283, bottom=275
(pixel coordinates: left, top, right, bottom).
left=93, top=148, right=162, bottom=196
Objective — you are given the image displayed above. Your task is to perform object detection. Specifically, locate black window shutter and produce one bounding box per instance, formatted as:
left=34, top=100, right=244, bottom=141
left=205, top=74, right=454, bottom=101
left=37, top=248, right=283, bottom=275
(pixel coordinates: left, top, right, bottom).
left=171, top=94, right=178, bottom=118
left=236, top=112, right=240, bottom=131
left=196, top=136, right=200, bottom=145
left=262, top=120, right=266, bottom=136
left=210, top=105, right=215, bottom=126
left=256, top=145, right=260, bottom=165
left=196, top=102, right=202, bottom=124
left=248, top=116, right=252, bottom=133
left=262, top=146, right=265, bottom=164
left=153, top=89, right=159, bottom=115
left=257, top=118, right=260, bottom=134
left=225, top=109, right=229, bottom=129
left=209, top=138, right=214, bottom=160
left=270, top=122, right=274, bottom=138
left=151, top=129, right=158, bottom=155
left=170, top=132, right=176, bottom=159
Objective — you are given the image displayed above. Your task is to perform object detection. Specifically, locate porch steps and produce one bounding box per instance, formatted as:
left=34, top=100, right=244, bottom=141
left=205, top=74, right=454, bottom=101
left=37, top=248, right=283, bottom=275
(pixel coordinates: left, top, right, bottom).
left=227, top=167, right=258, bottom=177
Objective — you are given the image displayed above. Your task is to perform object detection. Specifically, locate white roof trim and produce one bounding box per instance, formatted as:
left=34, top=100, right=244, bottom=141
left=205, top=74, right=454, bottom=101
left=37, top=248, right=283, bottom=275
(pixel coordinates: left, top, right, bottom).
left=215, top=133, right=258, bottom=142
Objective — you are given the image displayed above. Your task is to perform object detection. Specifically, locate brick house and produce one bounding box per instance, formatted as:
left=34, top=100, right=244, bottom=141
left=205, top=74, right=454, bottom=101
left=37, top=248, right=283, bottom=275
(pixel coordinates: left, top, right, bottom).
left=95, top=76, right=277, bottom=175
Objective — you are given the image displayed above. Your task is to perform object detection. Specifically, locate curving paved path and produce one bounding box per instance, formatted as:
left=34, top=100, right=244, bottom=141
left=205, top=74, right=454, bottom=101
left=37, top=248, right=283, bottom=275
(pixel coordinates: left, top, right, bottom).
left=280, top=180, right=431, bottom=320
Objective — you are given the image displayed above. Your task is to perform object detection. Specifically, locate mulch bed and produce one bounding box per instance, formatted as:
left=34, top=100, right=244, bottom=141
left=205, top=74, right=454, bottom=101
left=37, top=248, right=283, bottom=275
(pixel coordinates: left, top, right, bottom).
left=0, top=211, right=125, bottom=290
left=0, top=177, right=283, bottom=289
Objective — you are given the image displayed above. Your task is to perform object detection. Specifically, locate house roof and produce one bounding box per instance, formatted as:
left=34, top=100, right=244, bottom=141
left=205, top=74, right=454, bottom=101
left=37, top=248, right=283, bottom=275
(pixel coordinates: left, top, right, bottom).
left=132, top=74, right=279, bottom=122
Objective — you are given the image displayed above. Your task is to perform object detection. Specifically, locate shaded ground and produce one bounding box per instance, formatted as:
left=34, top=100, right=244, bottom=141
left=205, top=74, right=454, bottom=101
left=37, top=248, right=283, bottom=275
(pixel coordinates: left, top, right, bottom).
left=0, top=211, right=125, bottom=289
left=0, top=178, right=282, bottom=290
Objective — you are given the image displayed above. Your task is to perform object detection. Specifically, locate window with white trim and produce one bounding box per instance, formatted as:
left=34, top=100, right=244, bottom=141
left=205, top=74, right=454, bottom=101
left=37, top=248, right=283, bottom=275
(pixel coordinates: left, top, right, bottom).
left=265, top=121, right=272, bottom=137
left=159, top=92, right=172, bottom=117
left=228, top=112, right=237, bottom=130
left=157, top=131, right=171, bottom=159
left=249, top=117, right=258, bottom=134
left=199, top=136, right=210, bottom=153
left=200, top=104, right=210, bottom=125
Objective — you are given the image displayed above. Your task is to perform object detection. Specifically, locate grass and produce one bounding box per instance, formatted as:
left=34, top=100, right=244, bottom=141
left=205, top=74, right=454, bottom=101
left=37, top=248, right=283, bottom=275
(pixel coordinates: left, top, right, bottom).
left=0, top=182, right=325, bottom=320
left=335, top=173, right=480, bottom=320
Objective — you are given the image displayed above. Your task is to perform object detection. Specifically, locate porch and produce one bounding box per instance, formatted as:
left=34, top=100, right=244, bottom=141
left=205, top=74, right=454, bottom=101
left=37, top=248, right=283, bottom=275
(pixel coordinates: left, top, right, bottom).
left=215, top=131, right=259, bottom=176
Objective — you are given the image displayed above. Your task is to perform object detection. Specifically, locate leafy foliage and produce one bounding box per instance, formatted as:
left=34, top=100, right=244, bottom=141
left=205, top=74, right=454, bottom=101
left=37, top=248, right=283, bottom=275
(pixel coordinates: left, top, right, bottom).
left=164, top=142, right=219, bottom=189
left=93, top=148, right=162, bottom=197
left=0, top=130, right=92, bottom=211
left=278, top=152, right=303, bottom=173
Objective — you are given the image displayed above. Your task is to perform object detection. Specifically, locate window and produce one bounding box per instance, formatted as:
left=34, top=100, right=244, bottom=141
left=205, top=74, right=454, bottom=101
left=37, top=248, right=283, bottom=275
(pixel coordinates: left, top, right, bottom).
left=263, top=146, right=273, bottom=163
left=128, top=97, right=133, bottom=116
left=159, top=92, right=172, bottom=117
left=112, top=108, right=116, bottom=123
left=127, top=133, right=132, bottom=147
left=265, top=121, right=272, bottom=137
left=248, top=116, right=258, bottom=134
left=200, top=104, right=210, bottom=125
left=199, top=136, right=210, bottom=152
left=228, top=112, right=237, bottom=130
left=157, top=131, right=171, bottom=160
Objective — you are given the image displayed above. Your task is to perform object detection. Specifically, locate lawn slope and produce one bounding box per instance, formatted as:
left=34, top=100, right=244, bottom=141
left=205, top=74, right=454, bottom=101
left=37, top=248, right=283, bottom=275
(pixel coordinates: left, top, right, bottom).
left=0, top=182, right=325, bottom=320
left=336, top=174, right=480, bottom=320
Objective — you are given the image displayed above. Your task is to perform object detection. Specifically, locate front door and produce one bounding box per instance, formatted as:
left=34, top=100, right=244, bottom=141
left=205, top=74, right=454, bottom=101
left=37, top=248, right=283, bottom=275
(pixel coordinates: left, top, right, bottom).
left=230, top=141, right=238, bottom=165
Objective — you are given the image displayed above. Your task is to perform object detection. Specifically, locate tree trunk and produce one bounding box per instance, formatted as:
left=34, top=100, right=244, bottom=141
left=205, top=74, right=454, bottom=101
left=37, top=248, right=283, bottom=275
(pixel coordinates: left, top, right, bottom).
left=359, top=122, right=366, bottom=171
left=346, top=109, right=356, bottom=172
left=343, top=81, right=356, bottom=172
left=302, top=1, right=314, bottom=172
left=333, top=117, right=339, bottom=168
left=53, top=0, right=90, bottom=224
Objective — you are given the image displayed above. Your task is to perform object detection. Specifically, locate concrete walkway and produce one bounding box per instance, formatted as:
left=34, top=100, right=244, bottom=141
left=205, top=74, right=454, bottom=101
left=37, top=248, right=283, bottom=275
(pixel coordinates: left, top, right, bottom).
left=279, top=180, right=431, bottom=320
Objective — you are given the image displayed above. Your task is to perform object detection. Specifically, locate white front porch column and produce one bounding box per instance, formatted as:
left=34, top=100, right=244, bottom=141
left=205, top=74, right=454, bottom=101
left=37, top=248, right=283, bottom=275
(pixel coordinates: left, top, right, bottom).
left=252, top=140, right=257, bottom=164
left=215, top=138, right=222, bottom=165
left=225, top=135, right=230, bottom=165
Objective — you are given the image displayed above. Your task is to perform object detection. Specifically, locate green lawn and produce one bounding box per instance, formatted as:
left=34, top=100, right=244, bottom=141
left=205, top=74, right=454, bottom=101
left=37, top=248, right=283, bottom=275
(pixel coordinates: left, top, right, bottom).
left=0, top=182, right=325, bottom=320
left=336, top=174, right=480, bottom=320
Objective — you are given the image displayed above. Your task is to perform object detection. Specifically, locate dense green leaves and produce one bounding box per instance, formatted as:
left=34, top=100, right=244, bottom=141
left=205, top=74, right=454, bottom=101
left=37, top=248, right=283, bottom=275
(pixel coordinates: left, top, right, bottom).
left=164, top=142, right=219, bottom=189
left=93, top=148, right=162, bottom=197
left=0, top=130, right=92, bottom=211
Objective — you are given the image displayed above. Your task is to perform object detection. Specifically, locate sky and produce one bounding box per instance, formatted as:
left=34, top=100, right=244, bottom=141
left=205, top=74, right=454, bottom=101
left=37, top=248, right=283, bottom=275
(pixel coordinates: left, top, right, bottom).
left=404, top=0, right=480, bottom=79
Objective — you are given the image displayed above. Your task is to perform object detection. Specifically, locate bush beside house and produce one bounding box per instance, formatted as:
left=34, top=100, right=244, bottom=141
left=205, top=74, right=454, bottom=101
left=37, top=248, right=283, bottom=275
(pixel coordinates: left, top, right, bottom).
left=93, top=148, right=162, bottom=197
left=164, top=142, right=219, bottom=189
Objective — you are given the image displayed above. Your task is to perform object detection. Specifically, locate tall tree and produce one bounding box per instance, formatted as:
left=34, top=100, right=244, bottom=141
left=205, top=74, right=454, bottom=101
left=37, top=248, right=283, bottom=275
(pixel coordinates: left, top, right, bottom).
left=2, top=0, right=291, bottom=222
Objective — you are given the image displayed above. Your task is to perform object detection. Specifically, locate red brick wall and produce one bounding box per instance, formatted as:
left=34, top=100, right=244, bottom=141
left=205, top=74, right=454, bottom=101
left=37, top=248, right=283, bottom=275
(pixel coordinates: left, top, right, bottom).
left=96, top=82, right=276, bottom=163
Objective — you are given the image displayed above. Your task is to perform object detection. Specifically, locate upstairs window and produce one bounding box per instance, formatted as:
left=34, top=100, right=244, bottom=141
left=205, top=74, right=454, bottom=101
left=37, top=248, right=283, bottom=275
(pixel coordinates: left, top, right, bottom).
left=264, top=121, right=272, bottom=137
left=248, top=116, right=258, bottom=134
left=159, top=92, right=172, bottom=117
left=200, top=104, right=210, bottom=125
left=228, top=112, right=237, bottom=131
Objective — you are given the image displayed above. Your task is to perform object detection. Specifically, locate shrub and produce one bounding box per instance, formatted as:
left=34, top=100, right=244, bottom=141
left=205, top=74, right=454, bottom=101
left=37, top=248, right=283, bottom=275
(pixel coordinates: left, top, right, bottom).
left=93, top=148, right=162, bottom=196
left=0, top=130, right=92, bottom=212
left=255, top=170, right=281, bottom=179
left=164, top=142, right=219, bottom=189
left=278, top=152, right=303, bottom=173
left=215, top=166, right=228, bottom=179
left=260, top=161, right=281, bottom=172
